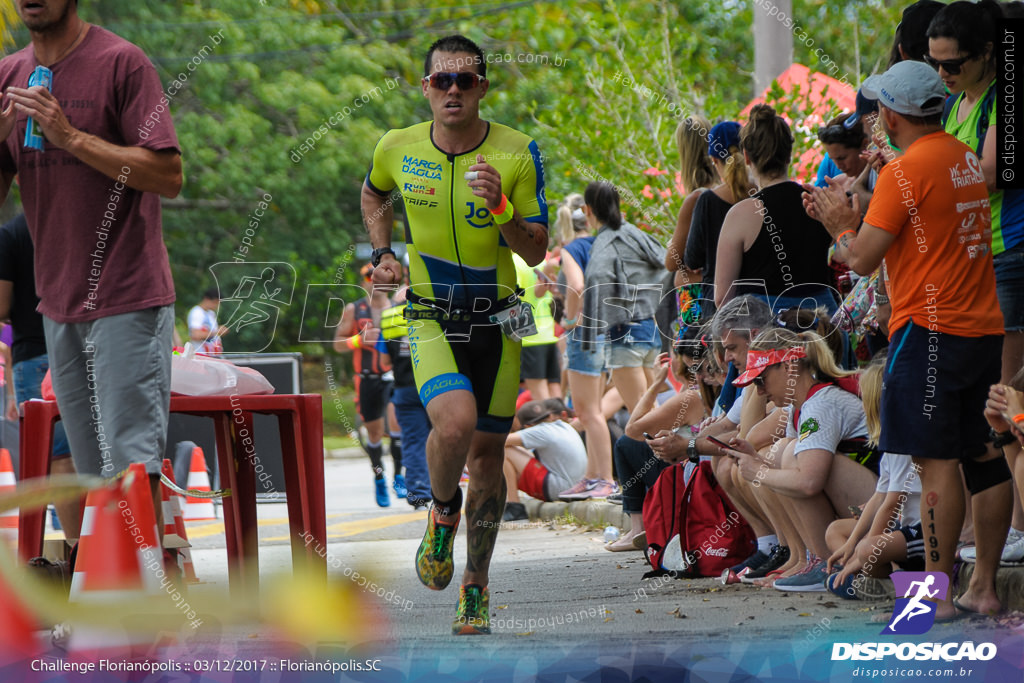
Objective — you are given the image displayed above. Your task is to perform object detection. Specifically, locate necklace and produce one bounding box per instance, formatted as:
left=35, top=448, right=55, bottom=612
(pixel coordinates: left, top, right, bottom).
left=36, top=20, right=86, bottom=67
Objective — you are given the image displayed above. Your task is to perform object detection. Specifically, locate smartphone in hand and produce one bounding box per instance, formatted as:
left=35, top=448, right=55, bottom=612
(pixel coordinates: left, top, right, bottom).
left=706, top=435, right=731, bottom=450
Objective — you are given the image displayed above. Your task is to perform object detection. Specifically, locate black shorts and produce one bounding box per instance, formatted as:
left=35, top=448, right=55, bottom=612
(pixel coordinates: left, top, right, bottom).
left=896, top=523, right=926, bottom=571
left=880, top=320, right=1002, bottom=461
left=357, top=375, right=393, bottom=422
left=520, top=342, right=561, bottom=383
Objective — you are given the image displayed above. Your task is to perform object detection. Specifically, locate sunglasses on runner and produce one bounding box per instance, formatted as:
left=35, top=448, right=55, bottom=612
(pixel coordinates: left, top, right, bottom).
left=424, top=71, right=485, bottom=91
left=923, top=54, right=973, bottom=75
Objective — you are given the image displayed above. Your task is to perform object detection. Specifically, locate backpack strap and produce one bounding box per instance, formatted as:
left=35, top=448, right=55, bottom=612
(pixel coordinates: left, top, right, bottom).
left=941, top=93, right=959, bottom=128
left=976, top=81, right=997, bottom=152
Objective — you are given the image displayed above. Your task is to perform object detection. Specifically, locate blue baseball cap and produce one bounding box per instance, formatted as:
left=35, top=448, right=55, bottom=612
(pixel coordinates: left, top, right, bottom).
left=707, top=121, right=741, bottom=160
left=844, top=90, right=880, bottom=129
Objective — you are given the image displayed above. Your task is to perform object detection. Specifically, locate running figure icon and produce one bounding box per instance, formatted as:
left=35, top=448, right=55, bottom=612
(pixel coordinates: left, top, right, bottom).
left=888, top=575, right=939, bottom=630
left=882, top=571, right=949, bottom=635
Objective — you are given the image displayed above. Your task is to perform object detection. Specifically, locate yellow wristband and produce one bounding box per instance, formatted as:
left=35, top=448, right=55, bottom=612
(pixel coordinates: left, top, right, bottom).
left=493, top=198, right=515, bottom=225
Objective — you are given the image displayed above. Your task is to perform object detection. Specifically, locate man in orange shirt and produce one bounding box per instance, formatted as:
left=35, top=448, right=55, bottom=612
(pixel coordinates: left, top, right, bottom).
left=806, top=60, right=1012, bottom=620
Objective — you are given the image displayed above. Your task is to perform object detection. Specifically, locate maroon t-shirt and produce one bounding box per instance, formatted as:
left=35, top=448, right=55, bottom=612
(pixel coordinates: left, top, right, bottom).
left=0, top=26, right=179, bottom=323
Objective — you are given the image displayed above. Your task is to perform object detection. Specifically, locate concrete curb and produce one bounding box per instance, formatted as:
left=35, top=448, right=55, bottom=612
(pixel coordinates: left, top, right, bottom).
left=522, top=498, right=633, bottom=534
left=957, top=562, right=1024, bottom=612
left=326, top=446, right=366, bottom=460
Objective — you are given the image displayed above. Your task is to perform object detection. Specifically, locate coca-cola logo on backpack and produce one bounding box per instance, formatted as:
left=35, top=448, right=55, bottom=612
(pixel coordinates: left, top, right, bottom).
left=642, top=460, right=755, bottom=578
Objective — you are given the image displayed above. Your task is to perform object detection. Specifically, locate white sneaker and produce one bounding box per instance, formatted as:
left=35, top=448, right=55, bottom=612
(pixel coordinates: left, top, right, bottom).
left=1001, top=530, right=1024, bottom=563
left=960, top=527, right=1024, bottom=564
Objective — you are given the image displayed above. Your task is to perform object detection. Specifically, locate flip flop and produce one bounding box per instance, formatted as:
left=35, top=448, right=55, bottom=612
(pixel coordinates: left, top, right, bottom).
left=950, top=598, right=1000, bottom=619
left=752, top=569, right=786, bottom=588
left=632, top=531, right=647, bottom=550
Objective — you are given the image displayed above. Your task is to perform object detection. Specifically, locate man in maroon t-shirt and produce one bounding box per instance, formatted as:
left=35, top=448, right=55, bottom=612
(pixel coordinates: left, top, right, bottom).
left=0, top=1, right=182, bottom=550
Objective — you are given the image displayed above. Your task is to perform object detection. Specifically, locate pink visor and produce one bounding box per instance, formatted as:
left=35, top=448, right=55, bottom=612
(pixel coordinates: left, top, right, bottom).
left=733, top=347, right=807, bottom=387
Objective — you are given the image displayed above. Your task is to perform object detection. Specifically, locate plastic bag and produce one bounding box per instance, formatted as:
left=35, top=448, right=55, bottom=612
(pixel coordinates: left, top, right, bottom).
left=170, top=344, right=274, bottom=396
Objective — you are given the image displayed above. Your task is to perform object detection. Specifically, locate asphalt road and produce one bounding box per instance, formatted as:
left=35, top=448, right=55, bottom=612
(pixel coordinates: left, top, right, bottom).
left=149, top=456, right=1019, bottom=682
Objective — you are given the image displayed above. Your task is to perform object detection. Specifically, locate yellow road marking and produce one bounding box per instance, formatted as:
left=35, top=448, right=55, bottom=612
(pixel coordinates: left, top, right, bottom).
left=185, top=512, right=355, bottom=540
left=183, top=510, right=426, bottom=542
left=262, top=510, right=426, bottom=542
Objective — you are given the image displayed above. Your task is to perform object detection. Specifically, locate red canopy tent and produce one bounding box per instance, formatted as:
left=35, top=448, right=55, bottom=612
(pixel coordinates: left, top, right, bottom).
left=741, top=63, right=857, bottom=181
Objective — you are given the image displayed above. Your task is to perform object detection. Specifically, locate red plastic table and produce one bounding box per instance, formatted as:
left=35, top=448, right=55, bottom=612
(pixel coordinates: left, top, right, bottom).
left=18, top=394, right=327, bottom=591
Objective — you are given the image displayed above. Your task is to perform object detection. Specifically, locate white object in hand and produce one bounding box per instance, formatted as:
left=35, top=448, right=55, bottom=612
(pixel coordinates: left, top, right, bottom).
left=464, top=171, right=479, bottom=181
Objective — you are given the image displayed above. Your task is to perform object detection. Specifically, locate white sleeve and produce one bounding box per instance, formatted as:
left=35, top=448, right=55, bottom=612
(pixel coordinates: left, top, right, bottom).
left=884, top=453, right=921, bottom=494
left=517, top=422, right=552, bottom=451
left=726, top=388, right=746, bottom=424
left=876, top=454, right=892, bottom=493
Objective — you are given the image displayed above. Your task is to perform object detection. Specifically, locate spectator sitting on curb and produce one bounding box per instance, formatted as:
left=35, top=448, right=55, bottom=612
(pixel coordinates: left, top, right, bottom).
left=647, top=295, right=782, bottom=576
left=503, top=398, right=587, bottom=521
left=726, top=328, right=879, bottom=592
left=824, top=355, right=924, bottom=599
left=606, top=335, right=722, bottom=552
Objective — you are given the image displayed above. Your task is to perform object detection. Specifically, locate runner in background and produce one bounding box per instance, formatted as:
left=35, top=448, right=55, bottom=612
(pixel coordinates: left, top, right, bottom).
left=334, top=263, right=402, bottom=507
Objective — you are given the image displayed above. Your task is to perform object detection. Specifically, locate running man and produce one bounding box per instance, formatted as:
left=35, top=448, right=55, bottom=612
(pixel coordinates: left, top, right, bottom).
left=887, top=575, right=939, bottom=630
left=361, top=34, right=547, bottom=634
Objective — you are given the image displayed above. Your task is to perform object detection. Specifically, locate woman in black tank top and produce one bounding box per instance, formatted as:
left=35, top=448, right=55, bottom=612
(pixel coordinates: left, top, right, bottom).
left=714, top=105, right=837, bottom=313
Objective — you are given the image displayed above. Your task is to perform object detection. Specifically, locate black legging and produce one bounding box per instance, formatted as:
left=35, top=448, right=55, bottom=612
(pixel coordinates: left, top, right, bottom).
left=613, top=435, right=670, bottom=515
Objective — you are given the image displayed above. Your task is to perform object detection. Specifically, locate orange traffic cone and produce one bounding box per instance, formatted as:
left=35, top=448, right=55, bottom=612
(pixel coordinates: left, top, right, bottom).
left=183, top=448, right=215, bottom=521
left=0, top=449, right=17, bottom=551
left=67, top=482, right=158, bottom=658
left=161, top=459, right=198, bottom=583
left=120, top=463, right=164, bottom=593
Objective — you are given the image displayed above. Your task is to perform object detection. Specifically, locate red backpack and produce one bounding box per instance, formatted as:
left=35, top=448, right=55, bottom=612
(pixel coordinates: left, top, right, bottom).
left=642, top=460, right=756, bottom=578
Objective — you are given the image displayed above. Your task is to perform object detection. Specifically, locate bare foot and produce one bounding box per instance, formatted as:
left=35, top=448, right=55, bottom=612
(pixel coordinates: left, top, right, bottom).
left=953, top=589, right=1002, bottom=617
left=776, top=553, right=803, bottom=574
left=777, top=559, right=807, bottom=578
left=605, top=533, right=643, bottom=552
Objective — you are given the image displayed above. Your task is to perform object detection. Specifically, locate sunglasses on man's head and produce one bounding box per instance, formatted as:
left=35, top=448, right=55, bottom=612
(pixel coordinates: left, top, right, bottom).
left=923, top=54, right=973, bottom=75
left=424, top=71, right=485, bottom=91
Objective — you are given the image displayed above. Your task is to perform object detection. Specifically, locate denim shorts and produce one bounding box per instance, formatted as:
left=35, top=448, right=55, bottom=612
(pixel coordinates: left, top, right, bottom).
left=994, top=241, right=1024, bottom=332
left=566, top=332, right=605, bottom=376
left=605, top=319, right=660, bottom=370
left=13, top=354, right=71, bottom=458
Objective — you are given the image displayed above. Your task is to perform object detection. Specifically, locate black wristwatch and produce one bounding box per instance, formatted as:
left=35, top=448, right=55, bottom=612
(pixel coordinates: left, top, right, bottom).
left=991, top=428, right=1017, bottom=449
left=371, top=246, right=396, bottom=267
left=687, top=438, right=698, bottom=462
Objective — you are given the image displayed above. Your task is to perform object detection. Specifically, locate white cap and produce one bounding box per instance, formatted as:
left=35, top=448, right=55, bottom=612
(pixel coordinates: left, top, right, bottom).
left=860, top=61, right=946, bottom=118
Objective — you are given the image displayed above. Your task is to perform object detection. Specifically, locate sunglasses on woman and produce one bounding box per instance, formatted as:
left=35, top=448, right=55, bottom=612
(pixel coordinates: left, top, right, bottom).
left=923, top=54, right=974, bottom=76
left=424, top=71, right=485, bottom=91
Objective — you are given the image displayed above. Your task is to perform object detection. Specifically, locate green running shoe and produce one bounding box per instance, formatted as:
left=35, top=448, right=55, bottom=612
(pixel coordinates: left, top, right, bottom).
left=452, top=584, right=490, bottom=635
left=415, top=505, right=460, bottom=590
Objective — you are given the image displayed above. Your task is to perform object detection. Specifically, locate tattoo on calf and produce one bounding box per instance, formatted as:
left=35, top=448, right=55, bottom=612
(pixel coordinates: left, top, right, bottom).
left=465, top=489, right=503, bottom=575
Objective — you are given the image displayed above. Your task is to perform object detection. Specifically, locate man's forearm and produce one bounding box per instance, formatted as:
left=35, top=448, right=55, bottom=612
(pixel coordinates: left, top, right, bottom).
left=362, top=184, right=393, bottom=248
left=66, top=132, right=182, bottom=198
left=499, top=211, right=546, bottom=266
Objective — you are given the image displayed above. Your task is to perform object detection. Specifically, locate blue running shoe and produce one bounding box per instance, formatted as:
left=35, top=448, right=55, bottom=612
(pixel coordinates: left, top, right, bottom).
left=826, top=572, right=859, bottom=599
left=375, top=477, right=391, bottom=507
left=394, top=474, right=408, bottom=499
left=774, top=558, right=828, bottom=592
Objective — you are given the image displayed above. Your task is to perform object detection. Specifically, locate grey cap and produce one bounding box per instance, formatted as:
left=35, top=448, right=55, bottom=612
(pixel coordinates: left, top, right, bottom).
left=861, top=61, right=946, bottom=118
